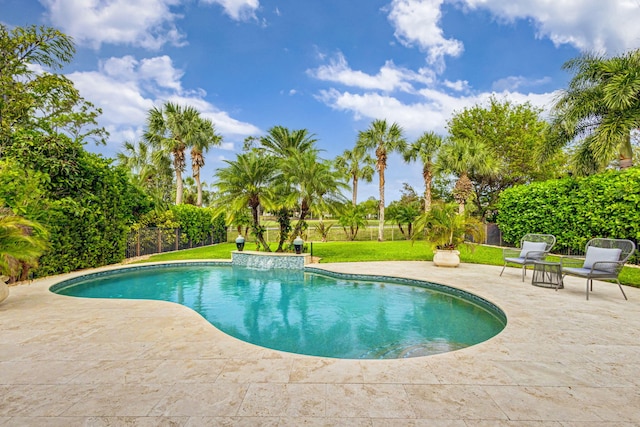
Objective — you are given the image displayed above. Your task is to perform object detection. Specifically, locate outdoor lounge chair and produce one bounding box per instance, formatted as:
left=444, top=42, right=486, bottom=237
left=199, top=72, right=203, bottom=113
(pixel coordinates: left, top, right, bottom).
left=500, top=234, right=556, bottom=281
left=561, top=238, right=636, bottom=300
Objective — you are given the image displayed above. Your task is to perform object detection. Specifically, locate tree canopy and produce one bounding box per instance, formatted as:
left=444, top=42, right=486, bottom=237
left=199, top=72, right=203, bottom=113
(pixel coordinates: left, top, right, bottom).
left=0, top=24, right=107, bottom=146
left=547, top=49, right=640, bottom=175
left=445, top=97, right=557, bottom=218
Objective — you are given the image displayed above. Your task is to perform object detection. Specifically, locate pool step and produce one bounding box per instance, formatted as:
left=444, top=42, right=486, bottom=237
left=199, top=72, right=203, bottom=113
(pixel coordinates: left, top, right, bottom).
left=361, top=339, right=467, bottom=359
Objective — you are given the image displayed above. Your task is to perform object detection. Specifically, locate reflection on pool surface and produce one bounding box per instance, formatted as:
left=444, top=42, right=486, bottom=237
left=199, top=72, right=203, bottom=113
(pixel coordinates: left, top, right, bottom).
left=51, top=263, right=506, bottom=359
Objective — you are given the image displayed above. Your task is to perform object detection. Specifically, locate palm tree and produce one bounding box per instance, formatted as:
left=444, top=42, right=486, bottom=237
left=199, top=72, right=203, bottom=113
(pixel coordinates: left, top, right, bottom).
left=386, top=201, right=420, bottom=239
left=214, top=152, right=277, bottom=251
left=258, top=125, right=318, bottom=157
left=437, top=137, right=497, bottom=214
left=0, top=209, right=48, bottom=282
left=356, top=119, right=407, bottom=241
left=337, top=204, right=368, bottom=241
left=414, top=201, right=485, bottom=250
left=280, top=150, right=348, bottom=239
left=117, top=140, right=173, bottom=206
left=334, top=147, right=375, bottom=206
left=252, top=125, right=341, bottom=245
left=144, top=102, right=213, bottom=205
left=548, top=50, right=640, bottom=174
left=403, top=131, right=443, bottom=213
left=190, top=118, right=221, bottom=207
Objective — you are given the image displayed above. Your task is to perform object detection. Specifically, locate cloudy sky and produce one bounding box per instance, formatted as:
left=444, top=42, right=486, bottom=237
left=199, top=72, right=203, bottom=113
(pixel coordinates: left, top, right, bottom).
left=2, top=0, right=640, bottom=202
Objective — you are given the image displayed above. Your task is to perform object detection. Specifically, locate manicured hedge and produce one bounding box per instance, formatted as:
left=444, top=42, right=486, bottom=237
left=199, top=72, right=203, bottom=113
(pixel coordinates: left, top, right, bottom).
left=170, top=204, right=227, bottom=245
left=1, top=131, right=152, bottom=276
left=496, top=167, right=640, bottom=252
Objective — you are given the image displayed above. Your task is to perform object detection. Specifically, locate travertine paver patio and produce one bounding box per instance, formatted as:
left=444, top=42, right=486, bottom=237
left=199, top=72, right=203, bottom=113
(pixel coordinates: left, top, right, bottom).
left=1, top=260, right=640, bottom=426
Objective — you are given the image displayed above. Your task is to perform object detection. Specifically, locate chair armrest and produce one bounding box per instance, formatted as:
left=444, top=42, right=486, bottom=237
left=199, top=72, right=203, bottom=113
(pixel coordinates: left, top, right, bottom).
left=502, top=248, right=521, bottom=259
left=560, top=255, right=584, bottom=269
left=523, top=250, right=547, bottom=261
left=590, top=260, right=624, bottom=274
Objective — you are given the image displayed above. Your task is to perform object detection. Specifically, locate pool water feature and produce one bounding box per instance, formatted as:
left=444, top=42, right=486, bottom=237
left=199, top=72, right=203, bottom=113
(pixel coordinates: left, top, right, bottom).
left=51, top=263, right=506, bottom=359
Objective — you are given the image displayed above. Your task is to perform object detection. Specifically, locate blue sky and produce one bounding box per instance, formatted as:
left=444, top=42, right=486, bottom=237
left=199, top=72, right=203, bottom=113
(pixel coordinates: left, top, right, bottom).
left=2, top=0, right=640, bottom=203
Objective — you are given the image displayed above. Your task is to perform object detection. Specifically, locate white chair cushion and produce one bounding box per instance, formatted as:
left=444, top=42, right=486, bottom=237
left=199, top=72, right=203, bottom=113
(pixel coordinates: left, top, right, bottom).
left=582, top=247, right=621, bottom=271
left=519, top=241, right=547, bottom=259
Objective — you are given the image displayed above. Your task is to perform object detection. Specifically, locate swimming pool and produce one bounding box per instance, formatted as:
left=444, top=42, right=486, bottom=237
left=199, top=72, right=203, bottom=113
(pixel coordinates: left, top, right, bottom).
left=51, top=262, right=506, bottom=359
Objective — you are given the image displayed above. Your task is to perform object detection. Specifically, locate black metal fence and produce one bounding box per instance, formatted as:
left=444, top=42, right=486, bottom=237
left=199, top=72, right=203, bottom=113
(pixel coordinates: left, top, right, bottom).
left=127, top=223, right=637, bottom=265
left=125, top=227, right=227, bottom=259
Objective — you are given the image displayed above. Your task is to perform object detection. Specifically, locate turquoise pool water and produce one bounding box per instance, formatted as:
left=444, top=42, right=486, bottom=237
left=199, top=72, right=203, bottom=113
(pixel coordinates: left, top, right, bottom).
left=51, top=263, right=506, bottom=359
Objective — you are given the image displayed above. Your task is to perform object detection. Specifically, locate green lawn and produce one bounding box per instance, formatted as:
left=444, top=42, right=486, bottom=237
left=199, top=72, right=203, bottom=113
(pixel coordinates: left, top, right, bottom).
left=139, top=241, right=640, bottom=288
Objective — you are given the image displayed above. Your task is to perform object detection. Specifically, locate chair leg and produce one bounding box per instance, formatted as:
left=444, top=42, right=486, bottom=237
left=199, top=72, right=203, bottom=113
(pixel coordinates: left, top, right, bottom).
left=616, top=279, right=628, bottom=300
left=500, top=264, right=506, bottom=277
left=586, top=279, right=590, bottom=300
left=521, top=265, right=526, bottom=282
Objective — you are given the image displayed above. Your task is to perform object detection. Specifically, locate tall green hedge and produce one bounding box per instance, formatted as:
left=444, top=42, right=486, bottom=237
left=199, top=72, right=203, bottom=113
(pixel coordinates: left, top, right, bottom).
left=497, top=167, right=640, bottom=252
left=169, top=204, right=227, bottom=245
left=1, top=131, right=152, bottom=276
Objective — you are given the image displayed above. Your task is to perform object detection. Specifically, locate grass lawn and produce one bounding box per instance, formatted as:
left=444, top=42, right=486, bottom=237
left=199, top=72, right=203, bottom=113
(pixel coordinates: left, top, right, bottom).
left=139, top=241, right=640, bottom=288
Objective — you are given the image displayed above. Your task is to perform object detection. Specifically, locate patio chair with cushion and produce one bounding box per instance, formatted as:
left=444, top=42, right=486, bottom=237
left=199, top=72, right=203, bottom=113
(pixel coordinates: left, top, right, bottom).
left=500, top=234, right=556, bottom=281
left=561, top=238, right=636, bottom=300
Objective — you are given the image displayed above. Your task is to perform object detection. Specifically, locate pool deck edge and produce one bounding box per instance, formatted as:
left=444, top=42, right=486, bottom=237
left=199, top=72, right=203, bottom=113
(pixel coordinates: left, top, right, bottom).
left=1, top=260, right=639, bottom=425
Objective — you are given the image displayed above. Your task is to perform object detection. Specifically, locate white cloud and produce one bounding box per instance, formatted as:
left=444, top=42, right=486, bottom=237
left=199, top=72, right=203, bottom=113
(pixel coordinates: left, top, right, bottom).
left=67, top=55, right=260, bottom=156
left=491, top=75, right=552, bottom=92
left=443, top=79, right=470, bottom=92
left=459, top=0, right=640, bottom=54
left=308, top=52, right=434, bottom=93
left=384, top=0, right=640, bottom=74
left=200, top=0, right=260, bottom=21
left=41, top=0, right=185, bottom=49
left=386, top=0, right=464, bottom=66
left=317, top=87, right=557, bottom=139
left=139, top=56, right=184, bottom=91
left=68, top=69, right=154, bottom=126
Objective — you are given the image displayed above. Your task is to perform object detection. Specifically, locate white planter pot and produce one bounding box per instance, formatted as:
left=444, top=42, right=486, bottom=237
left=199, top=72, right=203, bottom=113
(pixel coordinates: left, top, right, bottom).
left=433, top=249, right=460, bottom=267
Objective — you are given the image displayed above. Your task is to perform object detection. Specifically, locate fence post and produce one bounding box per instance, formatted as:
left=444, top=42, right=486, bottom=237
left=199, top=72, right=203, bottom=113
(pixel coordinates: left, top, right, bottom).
left=175, top=229, right=179, bottom=251
left=136, top=232, right=141, bottom=257
left=157, top=228, right=162, bottom=253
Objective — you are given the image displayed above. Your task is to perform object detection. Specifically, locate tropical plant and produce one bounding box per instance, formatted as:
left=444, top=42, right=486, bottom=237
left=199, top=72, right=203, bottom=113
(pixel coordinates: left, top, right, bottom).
left=117, top=140, right=173, bottom=208
left=436, top=137, right=498, bottom=214
left=143, top=102, right=215, bottom=205
left=334, top=147, right=375, bottom=206
left=0, top=209, right=48, bottom=282
left=386, top=201, right=420, bottom=239
left=414, top=202, right=485, bottom=250
left=356, top=119, right=407, bottom=241
left=547, top=50, right=640, bottom=174
left=270, top=207, right=292, bottom=252
left=403, top=131, right=443, bottom=212
left=229, top=208, right=252, bottom=238
left=214, top=151, right=277, bottom=251
left=280, top=150, right=348, bottom=238
left=256, top=125, right=318, bottom=156
left=337, top=204, right=368, bottom=241
left=314, top=221, right=334, bottom=242
left=359, top=197, right=380, bottom=219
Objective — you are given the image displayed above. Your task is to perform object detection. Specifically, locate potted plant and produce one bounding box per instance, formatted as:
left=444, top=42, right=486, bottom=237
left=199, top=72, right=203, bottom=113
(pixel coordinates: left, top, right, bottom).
left=414, top=202, right=485, bottom=267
